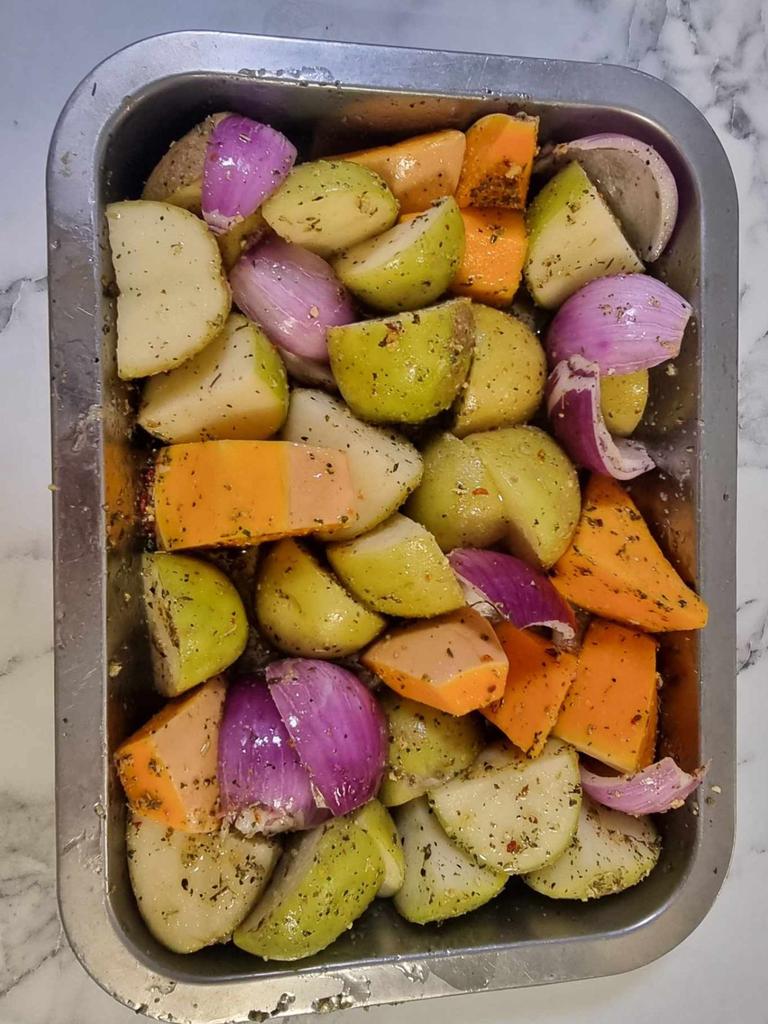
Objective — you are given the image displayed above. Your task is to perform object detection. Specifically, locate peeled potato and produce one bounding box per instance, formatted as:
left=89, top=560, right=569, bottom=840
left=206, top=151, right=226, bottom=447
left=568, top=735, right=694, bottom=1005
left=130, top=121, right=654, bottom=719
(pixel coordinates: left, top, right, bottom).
left=106, top=200, right=230, bottom=379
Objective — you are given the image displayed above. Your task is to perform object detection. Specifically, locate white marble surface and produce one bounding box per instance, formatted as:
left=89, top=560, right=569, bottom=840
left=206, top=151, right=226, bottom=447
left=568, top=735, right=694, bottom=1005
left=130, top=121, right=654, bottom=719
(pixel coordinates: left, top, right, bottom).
left=1, top=0, right=766, bottom=1020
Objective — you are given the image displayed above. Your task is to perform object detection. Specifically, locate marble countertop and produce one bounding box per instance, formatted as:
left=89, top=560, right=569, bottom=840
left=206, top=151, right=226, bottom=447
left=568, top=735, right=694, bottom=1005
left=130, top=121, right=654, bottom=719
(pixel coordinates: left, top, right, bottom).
left=1, top=0, right=765, bottom=1021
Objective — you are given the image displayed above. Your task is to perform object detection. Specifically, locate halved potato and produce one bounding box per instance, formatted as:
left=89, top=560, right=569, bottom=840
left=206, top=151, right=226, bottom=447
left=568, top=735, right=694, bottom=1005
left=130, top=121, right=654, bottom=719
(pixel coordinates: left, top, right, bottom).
left=523, top=795, right=661, bottom=900
left=126, top=813, right=279, bottom=954
left=327, top=512, right=465, bottom=617
left=106, top=200, right=230, bottom=379
left=428, top=738, right=581, bottom=874
left=280, top=388, right=423, bottom=541
left=138, top=314, right=288, bottom=443
left=393, top=797, right=506, bottom=925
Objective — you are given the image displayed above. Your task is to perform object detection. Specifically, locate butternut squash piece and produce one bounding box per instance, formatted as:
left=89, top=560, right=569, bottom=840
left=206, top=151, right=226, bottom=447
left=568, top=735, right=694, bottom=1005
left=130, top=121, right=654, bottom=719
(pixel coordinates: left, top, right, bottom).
left=551, top=475, right=708, bottom=632
left=451, top=208, right=528, bottom=306
left=115, top=677, right=225, bottom=832
left=456, top=114, right=539, bottom=210
left=340, top=130, right=466, bottom=214
left=153, top=440, right=355, bottom=550
left=484, top=623, right=578, bottom=755
left=362, top=607, right=508, bottom=715
left=553, top=619, right=658, bottom=773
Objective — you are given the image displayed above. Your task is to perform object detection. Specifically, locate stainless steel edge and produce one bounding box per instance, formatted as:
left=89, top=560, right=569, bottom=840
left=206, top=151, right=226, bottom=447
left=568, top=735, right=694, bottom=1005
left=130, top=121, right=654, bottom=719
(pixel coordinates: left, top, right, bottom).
left=48, top=31, right=737, bottom=1021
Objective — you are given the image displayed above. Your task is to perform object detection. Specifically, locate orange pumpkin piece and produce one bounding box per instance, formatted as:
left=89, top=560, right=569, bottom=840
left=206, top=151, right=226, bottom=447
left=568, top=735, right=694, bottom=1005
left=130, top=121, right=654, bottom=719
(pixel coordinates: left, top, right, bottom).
left=361, top=607, right=508, bottom=715
left=483, top=623, right=578, bottom=756
left=115, top=676, right=225, bottom=832
left=340, top=130, right=466, bottom=214
left=553, top=619, right=658, bottom=773
left=153, top=440, right=356, bottom=550
left=456, top=113, right=539, bottom=210
left=551, top=475, right=708, bottom=632
left=451, top=208, right=528, bottom=306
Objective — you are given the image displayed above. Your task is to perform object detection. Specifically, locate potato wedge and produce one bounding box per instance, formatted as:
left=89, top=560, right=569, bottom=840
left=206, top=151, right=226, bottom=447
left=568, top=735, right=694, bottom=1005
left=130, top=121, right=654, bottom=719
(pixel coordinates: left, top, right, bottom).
left=106, top=200, right=230, bottom=379
left=353, top=800, right=406, bottom=897
left=126, top=814, right=279, bottom=953
left=600, top=369, right=649, bottom=436
left=142, top=113, right=229, bottom=211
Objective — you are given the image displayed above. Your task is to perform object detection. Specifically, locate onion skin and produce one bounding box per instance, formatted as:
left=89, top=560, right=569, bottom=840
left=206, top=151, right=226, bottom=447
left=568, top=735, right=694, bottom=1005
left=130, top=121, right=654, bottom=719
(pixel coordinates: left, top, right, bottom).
left=580, top=758, right=707, bottom=815
left=217, top=675, right=328, bottom=834
left=202, top=115, right=296, bottom=235
left=547, top=356, right=655, bottom=480
left=546, top=274, right=692, bottom=374
left=266, top=658, right=387, bottom=817
left=448, top=548, right=576, bottom=641
left=230, top=236, right=355, bottom=362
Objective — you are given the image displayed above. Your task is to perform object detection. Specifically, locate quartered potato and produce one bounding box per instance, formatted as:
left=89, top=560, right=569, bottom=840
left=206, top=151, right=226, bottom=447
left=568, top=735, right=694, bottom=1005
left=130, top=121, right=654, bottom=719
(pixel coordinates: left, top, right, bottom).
left=233, top=817, right=383, bottom=960
left=142, top=552, right=248, bottom=696
left=378, top=690, right=484, bottom=807
left=429, top=738, right=582, bottom=874
left=393, top=797, right=507, bottom=925
left=262, top=159, right=399, bottom=256
left=142, top=113, right=229, bottom=211
left=523, top=794, right=661, bottom=900
left=281, top=388, right=423, bottom=541
left=327, top=512, right=465, bottom=617
left=404, top=432, right=507, bottom=552
left=255, top=538, right=385, bottom=658
left=600, top=369, right=649, bottom=437
left=465, top=425, right=581, bottom=568
left=138, top=314, right=288, bottom=443
left=126, top=814, right=279, bottom=954
left=353, top=799, right=406, bottom=897
left=106, top=200, right=231, bottom=379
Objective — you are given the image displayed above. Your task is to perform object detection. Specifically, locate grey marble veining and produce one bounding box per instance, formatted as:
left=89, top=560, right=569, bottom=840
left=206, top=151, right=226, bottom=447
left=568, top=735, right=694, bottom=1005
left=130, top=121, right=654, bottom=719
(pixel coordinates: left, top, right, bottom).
left=1, top=0, right=766, bottom=1021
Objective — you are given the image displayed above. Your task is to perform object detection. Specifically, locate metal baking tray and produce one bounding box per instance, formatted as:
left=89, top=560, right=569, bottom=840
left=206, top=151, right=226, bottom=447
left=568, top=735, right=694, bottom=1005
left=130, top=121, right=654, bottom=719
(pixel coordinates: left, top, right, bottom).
left=48, top=31, right=738, bottom=1021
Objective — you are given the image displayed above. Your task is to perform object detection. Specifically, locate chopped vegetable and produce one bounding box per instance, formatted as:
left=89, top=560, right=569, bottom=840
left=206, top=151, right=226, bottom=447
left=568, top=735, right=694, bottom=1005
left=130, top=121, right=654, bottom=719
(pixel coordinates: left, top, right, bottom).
left=234, top=817, right=383, bottom=960
left=115, top=676, right=225, bottom=832
left=334, top=197, right=465, bottom=312
left=138, top=314, right=289, bottom=444
left=484, top=623, right=578, bottom=755
left=452, top=305, right=546, bottom=437
left=377, top=689, right=484, bottom=807
left=523, top=794, right=660, bottom=900
left=142, top=552, right=248, bottom=696
left=524, top=161, right=643, bottom=308
left=266, top=658, right=387, bottom=816
left=534, top=133, right=678, bottom=261
left=450, top=208, right=527, bottom=306
left=393, top=797, right=507, bottom=924
left=547, top=356, right=655, bottom=480
left=255, top=538, right=386, bottom=658
left=328, top=298, right=474, bottom=425
left=546, top=273, right=692, bottom=373
left=600, top=369, right=649, bottom=436
left=429, top=738, right=581, bottom=873
left=152, top=440, right=356, bottom=549
left=456, top=113, right=539, bottom=209
left=553, top=618, right=658, bottom=773
left=142, top=113, right=229, bottom=211
left=327, top=512, right=465, bottom=618
left=126, top=813, right=279, bottom=954
left=580, top=757, right=707, bottom=816
left=449, top=548, right=576, bottom=640
left=353, top=800, right=406, bottom=897
left=362, top=607, right=508, bottom=715
left=202, top=115, right=296, bottom=234
left=229, top=235, right=354, bottom=362
left=339, top=130, right=466, bottom=213
left=551, top=474, right=709, bottom=631
left=217, top=676, right=329, bottom=834
left=280, top=388, right=423, bottom=541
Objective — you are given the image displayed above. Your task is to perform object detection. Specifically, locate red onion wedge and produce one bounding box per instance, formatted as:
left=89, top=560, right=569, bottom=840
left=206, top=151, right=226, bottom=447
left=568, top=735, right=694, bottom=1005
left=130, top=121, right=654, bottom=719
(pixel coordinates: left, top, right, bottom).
left=266, top=658, right=387, bottom=817
left=231, top=236, right=355, bottom=362
left=546, top=274, right=692, bottom=374
left=448, top=548, right=576, bottom=642
left=547, top=356, right=655, bottom=480
left=580, top=758, right=708, bottom=816
left=202, top=115, right=296, bottom=235
left=534, top=134, right=678, bottom=261
left=218, top=676, right=329, bottom=835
